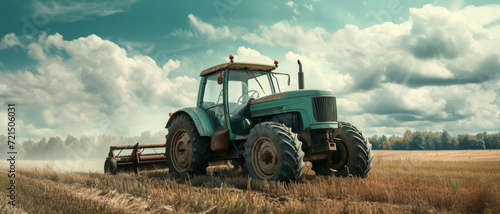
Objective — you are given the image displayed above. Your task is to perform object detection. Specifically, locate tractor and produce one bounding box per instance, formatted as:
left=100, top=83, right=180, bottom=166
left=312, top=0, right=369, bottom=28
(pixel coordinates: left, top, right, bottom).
left=163, top=55, right=373, bottom=182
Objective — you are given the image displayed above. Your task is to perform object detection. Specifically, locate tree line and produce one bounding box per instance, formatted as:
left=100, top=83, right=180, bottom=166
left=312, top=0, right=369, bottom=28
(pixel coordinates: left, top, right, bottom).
left=1, top=130, right=499, bottom=160
left=0, top=131, right=167, bottom=160
left=368, top=130, right=500, bottom=150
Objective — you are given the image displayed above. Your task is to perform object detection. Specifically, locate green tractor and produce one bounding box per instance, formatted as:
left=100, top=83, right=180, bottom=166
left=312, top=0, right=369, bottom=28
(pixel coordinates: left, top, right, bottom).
left=165, top=55, right=373, bottom=182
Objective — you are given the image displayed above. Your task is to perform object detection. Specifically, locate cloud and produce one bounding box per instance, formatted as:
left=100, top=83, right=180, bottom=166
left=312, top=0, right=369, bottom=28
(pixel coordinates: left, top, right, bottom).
left=284, top=51, right=353, bottom=94
left=242, top=20, right=328, bottom=53
left=0, top=33, right=21, bottom=49
left=285, top=1, right=299, bottom=15
left=454, top=4, right=500, bottom=27
left=0, top=33, right=197, bottom=138
left=27, top=42, right=46, bottom=60
left=118, top=40, right=155, bottom=56
left=363, top=84, right=447, bottom=117
left=304, top=3, right=314, bottom=11
left=233, top=46, right=273, bottom=64
left=188, top=14, right=235, bottom=40
left=285, top=1, right=295, bottom=8
left=404, top=5, right=488, bottom=60
left=454, top=5, right=500, bottom=40
left=162, top=59, right=181, bottom=74
left=238, top=4, right=500, bottom=135
left=242, top=4, right=500, bottom=88
left=170, top=29, right=197, bottom=38
left=31, top=0, right=139, bottom=22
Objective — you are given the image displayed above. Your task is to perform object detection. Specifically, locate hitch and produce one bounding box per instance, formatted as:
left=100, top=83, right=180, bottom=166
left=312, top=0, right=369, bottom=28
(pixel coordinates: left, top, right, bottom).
left=328, top=122, right=343, bottom=151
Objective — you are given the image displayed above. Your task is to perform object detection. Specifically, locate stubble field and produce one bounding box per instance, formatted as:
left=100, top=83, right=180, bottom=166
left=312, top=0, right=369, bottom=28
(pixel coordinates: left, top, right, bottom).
left=1, top=150, right=499, bottom=213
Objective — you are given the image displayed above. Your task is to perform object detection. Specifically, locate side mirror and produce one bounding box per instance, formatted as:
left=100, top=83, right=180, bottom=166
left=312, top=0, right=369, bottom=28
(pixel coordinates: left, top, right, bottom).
left=273, top=72, right=291, bottom=86
left=217, top=71, right=224, bottom=84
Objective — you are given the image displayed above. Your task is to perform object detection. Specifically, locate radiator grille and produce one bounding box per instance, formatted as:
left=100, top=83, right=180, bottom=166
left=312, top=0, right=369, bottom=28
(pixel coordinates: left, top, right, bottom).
left=312, top=97, right=337, bottom=122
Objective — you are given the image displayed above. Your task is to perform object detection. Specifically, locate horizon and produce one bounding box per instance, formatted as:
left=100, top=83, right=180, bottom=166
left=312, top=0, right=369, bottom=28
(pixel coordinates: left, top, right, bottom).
left=2, top=127, right=500, bottom=144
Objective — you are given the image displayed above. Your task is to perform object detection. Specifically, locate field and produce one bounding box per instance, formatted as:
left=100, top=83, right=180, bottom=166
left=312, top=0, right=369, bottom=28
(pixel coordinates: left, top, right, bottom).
left=1, top=150, right=499, bottom=213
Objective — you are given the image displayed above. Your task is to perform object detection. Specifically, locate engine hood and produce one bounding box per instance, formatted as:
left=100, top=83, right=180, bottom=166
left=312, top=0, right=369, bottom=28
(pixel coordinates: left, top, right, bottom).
left=250, top=89, right=335, bottom=104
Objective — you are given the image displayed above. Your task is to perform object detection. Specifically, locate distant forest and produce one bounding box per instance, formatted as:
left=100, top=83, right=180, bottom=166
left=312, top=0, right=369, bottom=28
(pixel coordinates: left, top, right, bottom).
left=1, top=130, right=499, bottom=160
left=0, top=131, right=167, bottom=160
left=368, top=130, right=500, bottom=150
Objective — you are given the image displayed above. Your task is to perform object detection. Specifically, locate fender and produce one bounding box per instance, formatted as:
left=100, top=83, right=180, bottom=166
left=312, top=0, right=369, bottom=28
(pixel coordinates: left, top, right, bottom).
left=165, top=107, right=214, bottom=137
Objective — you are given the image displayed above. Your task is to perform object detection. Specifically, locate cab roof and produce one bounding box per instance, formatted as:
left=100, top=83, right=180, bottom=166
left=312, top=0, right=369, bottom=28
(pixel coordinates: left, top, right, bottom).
left=200, top=62, right=276, bottom=76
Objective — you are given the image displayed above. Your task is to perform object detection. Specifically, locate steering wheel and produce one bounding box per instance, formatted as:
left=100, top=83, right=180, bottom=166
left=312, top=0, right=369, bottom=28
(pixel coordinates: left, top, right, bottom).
left=237, top=90, right=260, bottom=104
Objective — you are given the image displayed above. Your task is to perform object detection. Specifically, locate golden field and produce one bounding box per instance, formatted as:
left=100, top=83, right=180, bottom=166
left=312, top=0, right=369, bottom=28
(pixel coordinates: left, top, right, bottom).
left=1, top=150, right=499, bottom=213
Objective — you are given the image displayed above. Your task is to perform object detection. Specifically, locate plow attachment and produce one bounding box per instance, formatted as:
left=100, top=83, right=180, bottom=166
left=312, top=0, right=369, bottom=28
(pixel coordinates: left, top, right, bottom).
left=104, top=143, right=167, bottom=174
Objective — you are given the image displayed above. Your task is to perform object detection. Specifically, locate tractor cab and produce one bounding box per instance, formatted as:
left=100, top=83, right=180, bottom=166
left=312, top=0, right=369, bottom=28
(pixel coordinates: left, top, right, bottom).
left=198, top=57, right=286, bottom=139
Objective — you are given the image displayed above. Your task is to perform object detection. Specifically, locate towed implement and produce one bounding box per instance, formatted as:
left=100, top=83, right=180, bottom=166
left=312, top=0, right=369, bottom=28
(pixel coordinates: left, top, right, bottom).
left=105, top=55, right=373, bottom=182
left=104, top=143, right=166, bottom=174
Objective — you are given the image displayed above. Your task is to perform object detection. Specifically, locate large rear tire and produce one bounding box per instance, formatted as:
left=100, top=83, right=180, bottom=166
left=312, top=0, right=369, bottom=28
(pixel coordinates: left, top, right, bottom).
left=312, top=122, right=373, bottom=178
left=244, top=122, right=305, bottom=182
left=166, top=114, right=211, bottom=177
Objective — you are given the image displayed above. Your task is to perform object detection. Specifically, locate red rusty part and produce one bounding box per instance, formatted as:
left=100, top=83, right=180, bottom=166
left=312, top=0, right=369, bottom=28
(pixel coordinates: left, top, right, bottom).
left=107, top=142, right=167, bottom=174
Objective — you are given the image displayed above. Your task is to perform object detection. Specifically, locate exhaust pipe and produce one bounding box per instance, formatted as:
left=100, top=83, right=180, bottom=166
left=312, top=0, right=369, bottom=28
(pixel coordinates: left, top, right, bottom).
left=297, top=60, right=304, bottom=89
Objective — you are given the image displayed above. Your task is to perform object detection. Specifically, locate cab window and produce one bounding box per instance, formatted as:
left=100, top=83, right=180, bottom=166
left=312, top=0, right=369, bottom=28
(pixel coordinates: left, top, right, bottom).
left=227, top=70, right=274, bottom=133
left=202, top=71, right=225, bottom=129
left=201, top=72, right=223, bottom=109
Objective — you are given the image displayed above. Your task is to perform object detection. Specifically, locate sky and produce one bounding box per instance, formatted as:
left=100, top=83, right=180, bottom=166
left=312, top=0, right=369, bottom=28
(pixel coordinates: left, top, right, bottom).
left=0, top=0, right=499, bottom=141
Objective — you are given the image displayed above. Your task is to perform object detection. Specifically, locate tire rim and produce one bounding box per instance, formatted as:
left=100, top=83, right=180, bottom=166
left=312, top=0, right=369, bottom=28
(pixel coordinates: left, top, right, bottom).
left=252, top=137, right=279, bottom=180
left=170, top=129, right=191, bottom=172
left=330, top=138, right=349, bottom=171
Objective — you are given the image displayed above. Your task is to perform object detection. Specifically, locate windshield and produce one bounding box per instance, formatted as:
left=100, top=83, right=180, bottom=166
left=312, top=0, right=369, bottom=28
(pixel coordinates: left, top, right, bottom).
left=227, top=70, right=274, bottom=106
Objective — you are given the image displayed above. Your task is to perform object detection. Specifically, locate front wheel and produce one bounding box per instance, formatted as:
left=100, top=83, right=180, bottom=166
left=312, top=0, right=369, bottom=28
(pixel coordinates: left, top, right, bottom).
left=166, top=114, right=211, bottom=177
left=312, top=122, right=373, bottom=178
left=244, top=122, right=305, bottom=182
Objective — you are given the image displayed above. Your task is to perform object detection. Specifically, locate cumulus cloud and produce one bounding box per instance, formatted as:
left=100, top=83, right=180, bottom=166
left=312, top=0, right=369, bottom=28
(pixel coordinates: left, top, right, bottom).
left=242, top=5, right=500, bottom=87
left=188, top=14, right=235, bottom=40
left=284, top=51, right=353, bottom=94
left=454, top=4, right=500, bottom=27
left=363, top=84, right=448, bottom=117
left=242, top=20, right=329, bottom=53
left=162, top=59, right=181, bottom=74
left=404, top=5, right=488, bottom=59
left=233, top=46, right=273, bottom=64
left=0, top=33, right=21, bottom=49
left=0, top=33, right=197, bottom=138
left=239, top=4, right=500, bottom=135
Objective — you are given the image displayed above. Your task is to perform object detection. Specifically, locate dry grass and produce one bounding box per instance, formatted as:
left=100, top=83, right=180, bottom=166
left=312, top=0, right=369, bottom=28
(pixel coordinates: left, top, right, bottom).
left=1, top=151, right=499, bottom=213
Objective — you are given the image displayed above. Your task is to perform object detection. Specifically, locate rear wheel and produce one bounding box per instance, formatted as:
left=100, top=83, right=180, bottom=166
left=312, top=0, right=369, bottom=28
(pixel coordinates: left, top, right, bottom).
left=166, top=114, right=211, bottom=177
left=312, top=122, right=373, bottom=178
left=104, top=158, right=117, bottom=175
left=244, top=122, right=305, bottom=182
